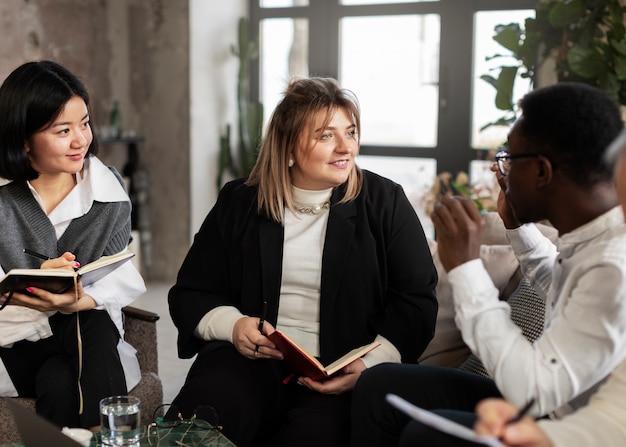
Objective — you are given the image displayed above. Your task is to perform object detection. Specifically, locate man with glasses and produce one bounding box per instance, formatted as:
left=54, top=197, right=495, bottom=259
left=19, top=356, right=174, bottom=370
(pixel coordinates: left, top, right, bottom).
left=494, top=149, right=544, bottom=177
left=473, top=128, right=626, bottom=447
left=350, top=82, right=626, bottom=446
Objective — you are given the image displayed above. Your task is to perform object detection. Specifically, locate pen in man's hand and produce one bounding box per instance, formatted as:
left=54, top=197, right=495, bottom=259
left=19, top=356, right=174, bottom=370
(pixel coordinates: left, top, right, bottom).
left=255, top=300, right=268, bottom=353
left=507, top=398, right=536, bottom=424
left=23, top=248, right=51, bottom=261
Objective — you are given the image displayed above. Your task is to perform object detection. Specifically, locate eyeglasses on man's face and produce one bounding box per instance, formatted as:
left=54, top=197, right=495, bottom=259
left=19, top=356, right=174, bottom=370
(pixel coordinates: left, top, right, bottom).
left=495, top=149, right=542, bottom=176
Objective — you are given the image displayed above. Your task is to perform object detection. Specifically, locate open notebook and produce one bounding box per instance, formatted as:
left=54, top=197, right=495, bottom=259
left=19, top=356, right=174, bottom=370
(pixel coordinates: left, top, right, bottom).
left=0, top=251, right=135, bottom=296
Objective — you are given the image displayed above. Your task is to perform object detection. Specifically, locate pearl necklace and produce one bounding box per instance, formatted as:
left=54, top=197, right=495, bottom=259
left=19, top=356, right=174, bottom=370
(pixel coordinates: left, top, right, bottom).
left=293, top=200, right=330, bottom=215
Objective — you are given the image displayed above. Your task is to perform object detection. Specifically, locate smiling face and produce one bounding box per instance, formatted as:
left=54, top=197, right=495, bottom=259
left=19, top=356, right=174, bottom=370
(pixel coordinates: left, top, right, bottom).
left=289, top=107, right=358, bottom=190
left=25, top=95, right=92, bottom=179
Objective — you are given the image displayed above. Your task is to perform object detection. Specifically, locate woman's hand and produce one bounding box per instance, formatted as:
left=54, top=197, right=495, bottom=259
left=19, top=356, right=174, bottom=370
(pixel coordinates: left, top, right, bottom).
left=40, top=251, right=80, bottom=271
left=474, top=398, right=553, bottom=447
left=297, top=358, right=366, bottom=395
left=3, top=252, right=95, bottom=312
left=232, top=316, right=282, bottom=360
left=6, top=280, right=96, bottom=313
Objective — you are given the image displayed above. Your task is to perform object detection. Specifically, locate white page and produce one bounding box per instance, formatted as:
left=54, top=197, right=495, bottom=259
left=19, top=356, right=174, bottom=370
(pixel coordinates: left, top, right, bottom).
left=386, top=394, right=503, bottom=447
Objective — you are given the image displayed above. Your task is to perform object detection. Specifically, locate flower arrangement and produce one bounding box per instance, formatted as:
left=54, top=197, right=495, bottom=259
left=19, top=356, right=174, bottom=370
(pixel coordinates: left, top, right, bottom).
left=423, top=170, right=500, bottom=216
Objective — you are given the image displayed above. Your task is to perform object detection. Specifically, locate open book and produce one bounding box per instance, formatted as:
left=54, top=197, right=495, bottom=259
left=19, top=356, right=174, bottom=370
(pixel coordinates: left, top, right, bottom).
left=267, top=329, right=380, bottom=381
left=385, top=394, right=503, bottom=447
left=0, top=251, right=135, bottom=295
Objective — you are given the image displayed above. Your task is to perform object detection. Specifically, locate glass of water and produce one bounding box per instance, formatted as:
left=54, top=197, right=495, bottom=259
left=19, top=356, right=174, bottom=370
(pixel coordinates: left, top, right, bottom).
left=100, top=395, right=141, bottom=446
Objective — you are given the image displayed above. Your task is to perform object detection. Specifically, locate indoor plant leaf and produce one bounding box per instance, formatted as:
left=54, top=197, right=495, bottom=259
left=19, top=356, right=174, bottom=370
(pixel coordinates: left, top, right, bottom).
left=479, top=116, right=516, bottom=132
left=615, top=54, right=626, bottom=80
left=493, top=24, right=523, bottom=54
left=481, top=0, right=626, bottom=133
left=597, top=72, right=620, bottom=99
left=568, top=45, right=607, bottom=78
left=548, top=0, right=586, bottom=28
left=479, top=74, right=498, bottom=90
left=495, top=66, right=519, bottom=111
left=611, top=37, right=626, bottom=56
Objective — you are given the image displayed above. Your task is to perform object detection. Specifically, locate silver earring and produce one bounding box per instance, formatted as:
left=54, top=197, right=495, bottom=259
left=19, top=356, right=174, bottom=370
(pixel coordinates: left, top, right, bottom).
left=288, top=159, right=294, bottom=167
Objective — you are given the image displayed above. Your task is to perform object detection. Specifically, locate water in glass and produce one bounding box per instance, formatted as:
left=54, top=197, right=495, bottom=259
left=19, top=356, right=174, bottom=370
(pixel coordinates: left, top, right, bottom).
left=100, top=396, right=141, bottom=446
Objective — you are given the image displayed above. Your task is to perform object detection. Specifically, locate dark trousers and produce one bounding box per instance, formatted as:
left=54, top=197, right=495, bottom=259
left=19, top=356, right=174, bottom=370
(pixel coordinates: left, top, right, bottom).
left=398, top=410, right=483, bottom=447
left=350, top=363, right=502, bottom=447
left=0, top=310, right=127, bottom=428
left=171, top=342, right=352, bottom=447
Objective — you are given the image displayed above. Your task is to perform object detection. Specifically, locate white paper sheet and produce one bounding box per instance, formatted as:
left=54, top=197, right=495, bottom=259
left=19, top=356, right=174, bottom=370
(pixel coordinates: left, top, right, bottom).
left=386, top=393, right=504, bottom=447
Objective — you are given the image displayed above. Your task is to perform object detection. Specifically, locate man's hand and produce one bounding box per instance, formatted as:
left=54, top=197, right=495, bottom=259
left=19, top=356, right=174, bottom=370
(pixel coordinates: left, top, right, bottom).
left=491, top=163, right=522, bottom=229
left=475, top=398, right=553, bottom=447
left=431, top=196, right=485, bottom=272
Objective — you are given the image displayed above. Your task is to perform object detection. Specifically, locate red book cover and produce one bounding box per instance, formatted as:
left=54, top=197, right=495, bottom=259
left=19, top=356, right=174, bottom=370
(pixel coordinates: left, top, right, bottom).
left=267, top=330, right=380, bottom=381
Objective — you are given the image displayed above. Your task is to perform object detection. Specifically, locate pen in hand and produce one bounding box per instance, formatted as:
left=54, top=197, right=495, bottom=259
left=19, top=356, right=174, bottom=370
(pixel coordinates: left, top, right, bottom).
left=255, top=300, right=268, bottom=354
left=23, top=248, right=51, bottom=261
left=507, top=398, right=536, bottom=424
left=24, top=249, right=79, bottom=271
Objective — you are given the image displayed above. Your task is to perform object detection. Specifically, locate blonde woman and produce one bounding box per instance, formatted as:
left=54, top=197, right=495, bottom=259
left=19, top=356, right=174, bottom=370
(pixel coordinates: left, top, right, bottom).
left=168, top=77, right=438, bottom=447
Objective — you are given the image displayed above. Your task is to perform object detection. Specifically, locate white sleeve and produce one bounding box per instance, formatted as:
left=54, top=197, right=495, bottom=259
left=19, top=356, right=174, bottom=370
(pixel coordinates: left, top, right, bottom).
left=84, top=260, right=146, bottom=337
left=360, top=334, right=401, bottom=368
left=194, top=306, right=245, bottom=343
left=506, top=223, right=557, bottom=299
left=450, top=251, right=626, bottom=416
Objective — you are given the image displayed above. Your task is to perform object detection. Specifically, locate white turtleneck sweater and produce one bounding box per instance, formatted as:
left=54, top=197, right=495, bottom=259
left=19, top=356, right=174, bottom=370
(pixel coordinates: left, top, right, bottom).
left=277, top=186, right=332, bottom=355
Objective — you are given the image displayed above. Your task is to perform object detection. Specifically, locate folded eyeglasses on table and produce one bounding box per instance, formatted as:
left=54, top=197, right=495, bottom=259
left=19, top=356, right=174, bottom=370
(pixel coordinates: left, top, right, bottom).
left=137, top=404, right=231, bottom=447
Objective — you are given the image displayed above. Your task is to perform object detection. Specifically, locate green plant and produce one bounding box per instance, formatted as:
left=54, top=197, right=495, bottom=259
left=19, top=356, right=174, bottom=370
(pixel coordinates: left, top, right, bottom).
left=482, top=0, right=626, bottom=130
left=217, top=17, right=264, bottom=188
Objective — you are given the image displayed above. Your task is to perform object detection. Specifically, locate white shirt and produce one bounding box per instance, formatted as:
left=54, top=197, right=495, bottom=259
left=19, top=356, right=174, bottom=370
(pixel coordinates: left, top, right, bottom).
left=0, top=157, right=146, bottom=395
left=449, top=207, right=626, bottom=417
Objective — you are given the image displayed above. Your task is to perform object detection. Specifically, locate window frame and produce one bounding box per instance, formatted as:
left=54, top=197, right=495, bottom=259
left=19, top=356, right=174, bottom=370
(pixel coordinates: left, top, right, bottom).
left=249, top=0, right=538, bottom=174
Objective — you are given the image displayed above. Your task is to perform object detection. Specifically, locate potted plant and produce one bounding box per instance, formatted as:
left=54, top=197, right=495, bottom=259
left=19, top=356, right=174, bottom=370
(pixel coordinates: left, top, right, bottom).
left=481, top=0, right=626, bottom=129
left=217, top=17, right=264, bottom=188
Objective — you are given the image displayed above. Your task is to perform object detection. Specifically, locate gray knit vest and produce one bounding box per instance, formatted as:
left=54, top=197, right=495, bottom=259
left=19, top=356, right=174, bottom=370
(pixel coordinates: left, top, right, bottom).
left=0, top=169, right=131, bottom=272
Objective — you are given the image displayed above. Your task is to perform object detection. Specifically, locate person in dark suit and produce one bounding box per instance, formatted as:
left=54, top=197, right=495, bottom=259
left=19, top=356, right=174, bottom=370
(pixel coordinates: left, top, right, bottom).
left=167, top=76, right=438, bottom=447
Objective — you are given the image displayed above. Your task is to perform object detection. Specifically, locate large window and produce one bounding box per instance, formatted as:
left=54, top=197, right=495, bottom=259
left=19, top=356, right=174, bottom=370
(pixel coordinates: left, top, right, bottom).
left=250, top=0, right=537, bottom=174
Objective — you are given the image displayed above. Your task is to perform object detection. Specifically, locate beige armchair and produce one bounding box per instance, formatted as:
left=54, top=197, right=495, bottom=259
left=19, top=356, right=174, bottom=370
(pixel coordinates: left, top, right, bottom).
left=0, top=306, right=163, bottom=444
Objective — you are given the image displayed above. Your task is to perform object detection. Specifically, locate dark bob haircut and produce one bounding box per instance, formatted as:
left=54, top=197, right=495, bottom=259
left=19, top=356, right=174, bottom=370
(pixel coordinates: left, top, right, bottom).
left=0, top=60, right=98, bottom=181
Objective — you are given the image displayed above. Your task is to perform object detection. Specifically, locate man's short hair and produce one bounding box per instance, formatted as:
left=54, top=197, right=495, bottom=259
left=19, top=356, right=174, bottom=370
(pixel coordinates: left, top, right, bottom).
left=518, top=82, right=623, bottom=187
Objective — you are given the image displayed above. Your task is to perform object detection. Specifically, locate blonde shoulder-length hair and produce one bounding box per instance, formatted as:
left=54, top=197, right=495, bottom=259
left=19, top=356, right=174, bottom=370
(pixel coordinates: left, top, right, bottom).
left=247, top=76, right=363, bottom=224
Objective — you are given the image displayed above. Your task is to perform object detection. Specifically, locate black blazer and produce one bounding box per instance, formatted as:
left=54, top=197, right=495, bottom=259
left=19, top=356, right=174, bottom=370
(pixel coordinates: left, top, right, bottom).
left=169, top=170, right=438, bottom=365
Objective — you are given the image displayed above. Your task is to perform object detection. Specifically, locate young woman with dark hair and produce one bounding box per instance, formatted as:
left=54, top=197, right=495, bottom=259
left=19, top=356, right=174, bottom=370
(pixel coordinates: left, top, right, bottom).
left=0, top=60, right=145, bottom=429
